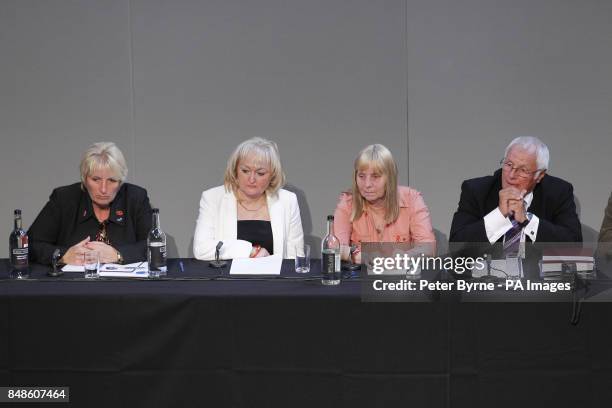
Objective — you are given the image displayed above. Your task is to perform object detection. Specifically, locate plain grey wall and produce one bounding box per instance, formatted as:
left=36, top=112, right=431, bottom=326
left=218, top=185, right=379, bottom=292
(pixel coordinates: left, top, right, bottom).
left=2, top=0, right=611, bottom=257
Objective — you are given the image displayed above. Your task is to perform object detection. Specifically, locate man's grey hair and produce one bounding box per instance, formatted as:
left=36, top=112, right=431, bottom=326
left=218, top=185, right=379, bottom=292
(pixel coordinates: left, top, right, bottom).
left=504, top=136, right=549, bottom=171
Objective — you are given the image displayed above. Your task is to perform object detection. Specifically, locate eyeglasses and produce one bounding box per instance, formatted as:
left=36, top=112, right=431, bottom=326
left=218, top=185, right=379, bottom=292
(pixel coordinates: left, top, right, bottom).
left=500, top=159, right=541, bottom=179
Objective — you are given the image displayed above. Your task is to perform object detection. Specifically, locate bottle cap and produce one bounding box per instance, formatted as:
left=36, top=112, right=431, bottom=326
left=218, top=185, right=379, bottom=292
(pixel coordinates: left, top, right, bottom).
left=327, top=215, right=334, bottom=221
left=14, top=209, right=21, bottom=215
left=152, top=208, right=160, bottom=213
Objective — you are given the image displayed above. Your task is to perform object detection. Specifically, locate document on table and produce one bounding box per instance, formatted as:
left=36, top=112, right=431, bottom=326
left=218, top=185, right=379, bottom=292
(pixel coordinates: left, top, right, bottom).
left=229, top=255, right=282, bottom=275
left=99, top=262, right=148, bottom=277
left=62, top=262, right=149, bottom=277
left=61, top=264, right=86, bottom=272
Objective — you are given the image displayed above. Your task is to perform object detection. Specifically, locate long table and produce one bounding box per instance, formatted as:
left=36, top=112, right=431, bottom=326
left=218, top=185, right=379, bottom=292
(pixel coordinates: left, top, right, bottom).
left=2, top=259, right=612, bottom=407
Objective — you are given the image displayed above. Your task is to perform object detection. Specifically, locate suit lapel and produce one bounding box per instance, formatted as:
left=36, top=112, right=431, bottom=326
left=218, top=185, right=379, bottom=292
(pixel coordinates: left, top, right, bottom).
left=221, top=190, right=238, bottom=240
left=486, top=169, right=503, bottom=214
left=267, top=192, right=284, bottom=256
left=529, top=180, right=544, bottom=218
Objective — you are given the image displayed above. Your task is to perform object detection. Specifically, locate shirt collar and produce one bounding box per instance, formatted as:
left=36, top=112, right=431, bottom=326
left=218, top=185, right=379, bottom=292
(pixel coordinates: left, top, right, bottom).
left=398, top=193, right=409, bottom=208
left=524, top=191, right=534, bottom=210
left=78, top=184, right=127, bottom=226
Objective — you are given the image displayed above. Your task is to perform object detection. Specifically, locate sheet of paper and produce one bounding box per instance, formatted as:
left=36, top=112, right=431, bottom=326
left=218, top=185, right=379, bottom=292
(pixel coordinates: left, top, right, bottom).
left=229, top=255, right=282, bottom=275
left=62, top=262, right=148, bottom=277
left=61, top=264, right=84, bottom=272
left=99, top=262, right=148, bottom=273
left=99, top=262, right=149, bottom=277
left=98, top=270, right=149, bottom=278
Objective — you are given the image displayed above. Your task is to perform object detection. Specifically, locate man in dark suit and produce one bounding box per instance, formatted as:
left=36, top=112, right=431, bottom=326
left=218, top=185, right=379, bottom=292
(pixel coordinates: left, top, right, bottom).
left=450, top=136, right=582, bottom=247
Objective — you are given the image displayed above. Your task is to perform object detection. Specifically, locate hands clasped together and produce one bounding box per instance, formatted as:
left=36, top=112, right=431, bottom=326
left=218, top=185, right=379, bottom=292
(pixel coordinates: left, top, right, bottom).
left=499, top=187, right=527, bottom=223
left=61, top=237, right=119, bottom=265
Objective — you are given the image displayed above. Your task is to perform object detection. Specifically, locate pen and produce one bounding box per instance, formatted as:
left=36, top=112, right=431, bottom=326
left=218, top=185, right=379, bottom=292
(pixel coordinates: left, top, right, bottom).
left=179, top=261, right=184, bottom=273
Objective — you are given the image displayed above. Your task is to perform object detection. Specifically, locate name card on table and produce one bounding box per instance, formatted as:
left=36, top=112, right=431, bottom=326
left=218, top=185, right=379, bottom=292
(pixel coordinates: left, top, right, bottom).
left=229, top=256, right=282, bottom=275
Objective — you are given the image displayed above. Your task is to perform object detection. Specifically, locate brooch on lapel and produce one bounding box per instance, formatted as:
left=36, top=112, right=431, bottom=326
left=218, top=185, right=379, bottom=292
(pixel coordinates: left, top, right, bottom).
left=116, top=209, right=124, bottom=222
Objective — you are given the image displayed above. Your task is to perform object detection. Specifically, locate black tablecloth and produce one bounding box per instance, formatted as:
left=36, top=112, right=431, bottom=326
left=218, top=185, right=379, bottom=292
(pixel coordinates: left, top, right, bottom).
left=2, top=259, right=612, bottom=408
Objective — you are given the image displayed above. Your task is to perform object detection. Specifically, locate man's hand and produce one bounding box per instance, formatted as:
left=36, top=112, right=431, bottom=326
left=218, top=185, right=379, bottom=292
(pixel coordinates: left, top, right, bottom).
left=507, top=196, right=527, bottom=223
left=499, top=187, right=526, bottom=218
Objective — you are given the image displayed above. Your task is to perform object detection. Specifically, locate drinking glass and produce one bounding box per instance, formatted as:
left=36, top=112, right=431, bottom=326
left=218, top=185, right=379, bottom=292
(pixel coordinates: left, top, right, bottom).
left=84, top=251, right=99, bottom=279
left=295, top=244, right=310, bottom=273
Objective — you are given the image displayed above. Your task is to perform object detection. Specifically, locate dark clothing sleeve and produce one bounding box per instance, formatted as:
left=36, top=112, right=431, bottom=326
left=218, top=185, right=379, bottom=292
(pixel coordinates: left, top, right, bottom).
left=449, top=181, right=490, bottom=243
left=598, top=193, right=612, bottom=243
left=114, top=192, right=152, bottom=264
left=535, top=182, right=582, bottom=242
left=28, top=189, right=70, bottom=265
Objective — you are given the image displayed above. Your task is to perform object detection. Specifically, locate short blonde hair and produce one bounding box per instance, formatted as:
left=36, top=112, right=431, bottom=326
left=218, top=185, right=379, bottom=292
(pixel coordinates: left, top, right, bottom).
left=351, top=144, right=399, bottom=224
left=80, top=142, right=128, bottom=185
left=224, top=137, right=286, bottom=195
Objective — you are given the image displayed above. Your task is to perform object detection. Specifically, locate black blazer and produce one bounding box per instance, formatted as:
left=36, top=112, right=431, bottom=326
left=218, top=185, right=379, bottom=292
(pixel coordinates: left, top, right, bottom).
left=28, top=183, right=153, bottom=265
left=449, top=169, right=582, bottom=243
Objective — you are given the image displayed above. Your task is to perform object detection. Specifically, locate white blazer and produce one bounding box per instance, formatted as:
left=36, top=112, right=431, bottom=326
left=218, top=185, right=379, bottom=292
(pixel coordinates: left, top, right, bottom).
left=193, top=185, right=304, bottom=260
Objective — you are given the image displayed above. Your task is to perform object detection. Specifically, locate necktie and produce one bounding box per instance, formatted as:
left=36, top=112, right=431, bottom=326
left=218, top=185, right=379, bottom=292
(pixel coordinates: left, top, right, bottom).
left=503, top=217, right=522, bottom=256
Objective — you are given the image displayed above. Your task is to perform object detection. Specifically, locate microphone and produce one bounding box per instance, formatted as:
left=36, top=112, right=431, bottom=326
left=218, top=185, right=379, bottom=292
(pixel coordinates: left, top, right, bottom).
left=342, top=244, right=361, bottom=278
left=480, top=253, right=499, bottom=283
left=48, top=248, right=64, bottom=277
left=209, top=241, right=227, bottom=269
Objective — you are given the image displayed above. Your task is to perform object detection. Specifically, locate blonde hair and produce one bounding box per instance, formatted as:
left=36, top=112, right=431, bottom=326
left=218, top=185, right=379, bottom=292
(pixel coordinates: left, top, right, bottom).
left=223, top=137, right=286, bottom=195
left=80, top=142, right=128, bottom=186
left=351, top=144, right=399, bottom=224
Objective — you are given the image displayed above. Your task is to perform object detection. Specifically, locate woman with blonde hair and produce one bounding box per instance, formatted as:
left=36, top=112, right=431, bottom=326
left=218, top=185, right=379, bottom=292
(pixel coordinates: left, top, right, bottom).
left=193, top=137, right=304, bottom=260
left=28, top=142, right=152, bottom=265
left=334, top=144, right=435, bottom=263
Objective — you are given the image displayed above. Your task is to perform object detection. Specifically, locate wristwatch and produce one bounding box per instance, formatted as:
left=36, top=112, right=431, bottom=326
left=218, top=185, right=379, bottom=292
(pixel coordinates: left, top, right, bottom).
left=518, top=213, right=532, bottom=229
left=116, top=250, right=124, bottom=264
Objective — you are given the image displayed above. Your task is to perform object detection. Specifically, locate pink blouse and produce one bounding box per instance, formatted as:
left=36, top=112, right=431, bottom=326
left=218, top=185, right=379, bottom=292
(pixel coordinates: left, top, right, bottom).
left=333, top=186, right=436, bottom=251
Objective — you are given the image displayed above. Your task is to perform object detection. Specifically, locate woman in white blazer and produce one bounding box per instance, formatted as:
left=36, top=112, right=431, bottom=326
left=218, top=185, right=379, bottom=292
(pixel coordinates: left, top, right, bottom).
left=193, top=137, right=304, bottom=260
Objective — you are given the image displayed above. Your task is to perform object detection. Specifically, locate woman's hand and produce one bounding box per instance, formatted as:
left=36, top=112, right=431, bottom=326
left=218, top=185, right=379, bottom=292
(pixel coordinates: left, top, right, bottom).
left=255, top=247, right=270, bottom=257
left=250, top=245, right=270, bottom=258
left=60, top=237, right=91, bottom=265
left=85, top=241, right=120, bottom=264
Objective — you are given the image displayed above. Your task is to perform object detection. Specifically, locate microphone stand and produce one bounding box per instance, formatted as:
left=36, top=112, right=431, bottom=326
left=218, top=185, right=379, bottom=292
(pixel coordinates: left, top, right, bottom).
left=480, top=253, right=499, bottom=283
left=209, top=241, right=227, bottom=269
left=48, top=248, right=64, bottom=277
left=342, top=244, right=361, bottom=279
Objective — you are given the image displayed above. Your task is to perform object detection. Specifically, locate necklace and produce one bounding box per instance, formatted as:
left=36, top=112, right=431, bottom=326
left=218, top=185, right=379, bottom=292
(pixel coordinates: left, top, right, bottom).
left=374, top=223, right=386, bottom=235
left=238, top=199, right=266, bottom=212
left=367, top=205, right=387, bottom=235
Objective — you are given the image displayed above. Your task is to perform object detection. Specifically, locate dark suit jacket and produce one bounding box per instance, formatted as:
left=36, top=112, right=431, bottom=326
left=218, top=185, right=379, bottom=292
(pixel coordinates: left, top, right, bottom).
left=28, top=182, right=152, bottom=265
left=449, top=169, right=582, bottom=243
left=598, top=192, right=612, bottom=243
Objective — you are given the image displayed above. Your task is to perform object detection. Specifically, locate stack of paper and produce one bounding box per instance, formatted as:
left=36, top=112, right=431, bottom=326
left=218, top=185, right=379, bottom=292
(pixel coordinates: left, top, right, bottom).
left=540, top=248, right=595, bottom=279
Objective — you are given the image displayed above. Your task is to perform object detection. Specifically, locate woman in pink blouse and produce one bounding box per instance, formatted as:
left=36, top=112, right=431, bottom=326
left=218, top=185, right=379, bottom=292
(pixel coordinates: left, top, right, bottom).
left=334, top=144, right=436, bottom=263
